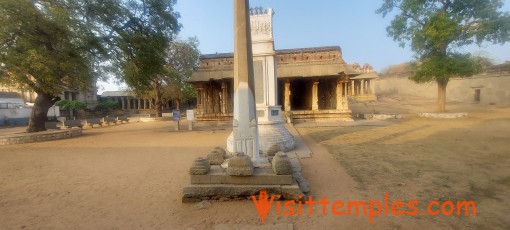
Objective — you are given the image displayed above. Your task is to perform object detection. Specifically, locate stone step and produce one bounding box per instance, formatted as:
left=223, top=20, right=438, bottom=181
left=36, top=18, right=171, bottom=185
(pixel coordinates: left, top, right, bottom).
left=182, top=183, right=303, bottom=202
left=190, top=166, right=293, bottom=185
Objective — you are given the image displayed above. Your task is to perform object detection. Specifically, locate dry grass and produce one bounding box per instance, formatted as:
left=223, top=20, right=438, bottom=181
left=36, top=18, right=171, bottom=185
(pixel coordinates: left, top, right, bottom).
left=307, top=111, right=510, bottom=230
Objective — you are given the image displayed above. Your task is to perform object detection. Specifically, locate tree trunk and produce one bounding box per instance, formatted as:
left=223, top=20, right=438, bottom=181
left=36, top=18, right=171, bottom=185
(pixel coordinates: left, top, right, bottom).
left=155, top=82, right=163, bottom=117
left=176, top=99, right=180, bottom=110
left=27, top=92, right=53, bottom=133
left=437, top=80, right=448, bottom=113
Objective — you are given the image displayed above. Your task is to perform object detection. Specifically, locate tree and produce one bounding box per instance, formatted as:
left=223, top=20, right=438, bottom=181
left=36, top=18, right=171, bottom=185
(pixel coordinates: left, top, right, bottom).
left=110, top=0, right=181, bottom=117
left=377, top=0, right=510, bottom=112
left=0, top=0, right=106, bottom=132
left=0, top=0, right=182, bottom=130
left=164, top=37, right=201, bottom=110
left=55, top=100, right=87, bottom=119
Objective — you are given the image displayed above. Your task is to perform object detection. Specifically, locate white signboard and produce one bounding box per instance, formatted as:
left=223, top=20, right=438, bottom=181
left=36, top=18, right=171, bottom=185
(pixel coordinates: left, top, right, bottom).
left=186, top=110, right=195, bottom=121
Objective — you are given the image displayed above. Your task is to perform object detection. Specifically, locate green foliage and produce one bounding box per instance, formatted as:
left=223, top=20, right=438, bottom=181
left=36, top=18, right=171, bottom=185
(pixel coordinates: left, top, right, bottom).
left=0, top=0, right=106, bottom=95
left=411, top=53, right=484, bottom=83
left=55, top=100, right=87, bottom=110
left=164, top=37, right=201, bottom=102
left=377, top=0, right=510, bottom=83
left=95, top=100, right=119, bottom=110
left=377, top=0, right=510, bottom=56
left=111, top=0, right=181, bottom=93
left=131, top=37, right=201, bottom=111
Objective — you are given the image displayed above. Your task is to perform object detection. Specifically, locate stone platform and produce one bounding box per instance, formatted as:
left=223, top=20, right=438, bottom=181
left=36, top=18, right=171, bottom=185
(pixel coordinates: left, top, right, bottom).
left=0, top=129, right=83, bottom=145
left=183, top=151, right=308, bottom=203
left=183, top=164, right=304, bottom=203
left=191, top=166, right=293, bottom=185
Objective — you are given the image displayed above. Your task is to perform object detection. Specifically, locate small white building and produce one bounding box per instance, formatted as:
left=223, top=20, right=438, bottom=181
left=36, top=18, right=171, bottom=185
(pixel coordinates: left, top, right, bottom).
left=0, top=91, right=59, bottom=126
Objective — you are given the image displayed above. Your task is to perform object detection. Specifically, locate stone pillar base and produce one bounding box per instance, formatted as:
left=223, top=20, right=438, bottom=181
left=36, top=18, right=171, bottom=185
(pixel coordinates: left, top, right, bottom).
left=227, top=120, right=295, bottom=156
left=257, top=120, right=295, bottom=153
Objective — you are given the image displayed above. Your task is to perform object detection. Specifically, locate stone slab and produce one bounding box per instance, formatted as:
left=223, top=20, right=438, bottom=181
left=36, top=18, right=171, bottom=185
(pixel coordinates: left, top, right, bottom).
left=281, top=184, right=305, bottom=201
left=183, top=184, right=282, bottom=197
left=419, top=112, right=468, bottom=119
left=289, top=158, right=301, bottom=172
left=292, top=172, right=310, bottom=193
left=364, top=114, right=402, bottom=120
left=286, top=152, right=298, bottom=159
left=284, top=124, right=312, bottom=158
left=190, top=166, right=293, bottom=185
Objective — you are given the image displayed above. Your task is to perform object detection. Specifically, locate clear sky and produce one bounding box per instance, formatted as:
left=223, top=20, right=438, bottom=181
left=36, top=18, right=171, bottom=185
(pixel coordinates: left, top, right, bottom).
left=98, top=0, right=510, bottom=93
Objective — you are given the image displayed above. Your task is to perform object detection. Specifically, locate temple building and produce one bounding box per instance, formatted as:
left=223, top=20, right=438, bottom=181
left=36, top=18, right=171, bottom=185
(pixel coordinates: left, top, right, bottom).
left=100, top=91, right=173, bottom=112
left=189, top=7, right=377, bottom=123
left=190, top=46, right=378, bottom=122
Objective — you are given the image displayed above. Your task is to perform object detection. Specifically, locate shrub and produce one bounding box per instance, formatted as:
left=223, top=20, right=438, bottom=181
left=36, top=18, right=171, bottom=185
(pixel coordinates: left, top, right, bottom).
left=55, top=100, right=87, bottom=110
left=95, top=100, right=119, bottom=110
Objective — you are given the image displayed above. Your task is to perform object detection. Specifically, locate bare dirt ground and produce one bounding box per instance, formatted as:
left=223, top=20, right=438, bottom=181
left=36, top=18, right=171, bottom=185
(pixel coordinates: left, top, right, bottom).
left=0, top=97, right=508, bottom=229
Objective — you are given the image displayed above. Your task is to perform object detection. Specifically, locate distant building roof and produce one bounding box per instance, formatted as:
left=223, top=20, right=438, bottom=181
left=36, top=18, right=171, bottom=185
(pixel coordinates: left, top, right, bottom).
left=0, top=92, right=22, bottom=98
left=101, top=91, right=133, bottom=97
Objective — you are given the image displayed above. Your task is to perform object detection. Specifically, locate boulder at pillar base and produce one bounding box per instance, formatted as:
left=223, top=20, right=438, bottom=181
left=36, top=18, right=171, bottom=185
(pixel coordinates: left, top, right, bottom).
left=226, top=153, right=254, bottom=176
left=189, top=157, right=211, bottom=175
left=271, top=152, right=293, bottom=175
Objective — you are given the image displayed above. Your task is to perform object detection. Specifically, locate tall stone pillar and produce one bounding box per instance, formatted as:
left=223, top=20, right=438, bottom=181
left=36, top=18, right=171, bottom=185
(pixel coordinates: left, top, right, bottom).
left=336, top=80, right=343, bottom=111
left=361, top=80, right=365, bottom=95
left=221, top=81, right=227, bottom=114
left=284, top=80, right=291, bottom=112
left=312, top=81, right=319, bottom=111
left=196, top=87, right=203, bottom=114
left=343, top=82, right=348, bottom=98
left=121, top=97, right=126, bottom=110
left=350, top=80, right=355, bottom=96
left=370, top=79, right=375, bottom=95
left=344, top=82, right=349, bottom=110
left=227, top=0, right=261, bottom=164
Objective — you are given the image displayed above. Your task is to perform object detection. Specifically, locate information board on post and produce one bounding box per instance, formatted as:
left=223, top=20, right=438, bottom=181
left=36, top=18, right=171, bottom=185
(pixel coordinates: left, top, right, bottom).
left=172, top=110, right=180, bottom=121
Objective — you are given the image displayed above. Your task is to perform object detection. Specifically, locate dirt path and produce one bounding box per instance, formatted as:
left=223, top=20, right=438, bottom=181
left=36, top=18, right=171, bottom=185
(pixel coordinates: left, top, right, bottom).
left=1, top=118, right=463, bottom=229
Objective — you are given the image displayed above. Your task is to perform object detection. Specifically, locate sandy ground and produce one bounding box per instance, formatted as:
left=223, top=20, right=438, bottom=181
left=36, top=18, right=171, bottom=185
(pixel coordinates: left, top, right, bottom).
left=0, top=98, right=508, bottom=229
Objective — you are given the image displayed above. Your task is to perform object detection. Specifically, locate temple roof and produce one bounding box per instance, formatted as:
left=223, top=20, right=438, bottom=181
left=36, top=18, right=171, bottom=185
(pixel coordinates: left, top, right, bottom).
left=200, top=46, right=342, bottom=60
left=191, top=46, right=379, bottom=82
left=276, top=46, right=342, bottom=55
left=349, top=72, right=379, bottom=80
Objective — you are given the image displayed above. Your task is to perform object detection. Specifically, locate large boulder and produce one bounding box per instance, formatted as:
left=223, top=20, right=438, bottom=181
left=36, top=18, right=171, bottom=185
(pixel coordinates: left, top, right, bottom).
left=226, top=153, right=254, bottom=176
left=271, top=152, right=293, bottom=175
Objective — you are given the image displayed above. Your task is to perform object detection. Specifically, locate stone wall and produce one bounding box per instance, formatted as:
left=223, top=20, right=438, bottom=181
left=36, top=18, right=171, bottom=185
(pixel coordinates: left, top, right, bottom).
left=376, top=72, right=510, bottom=106
left=0, top=129, right=82, bottom=145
